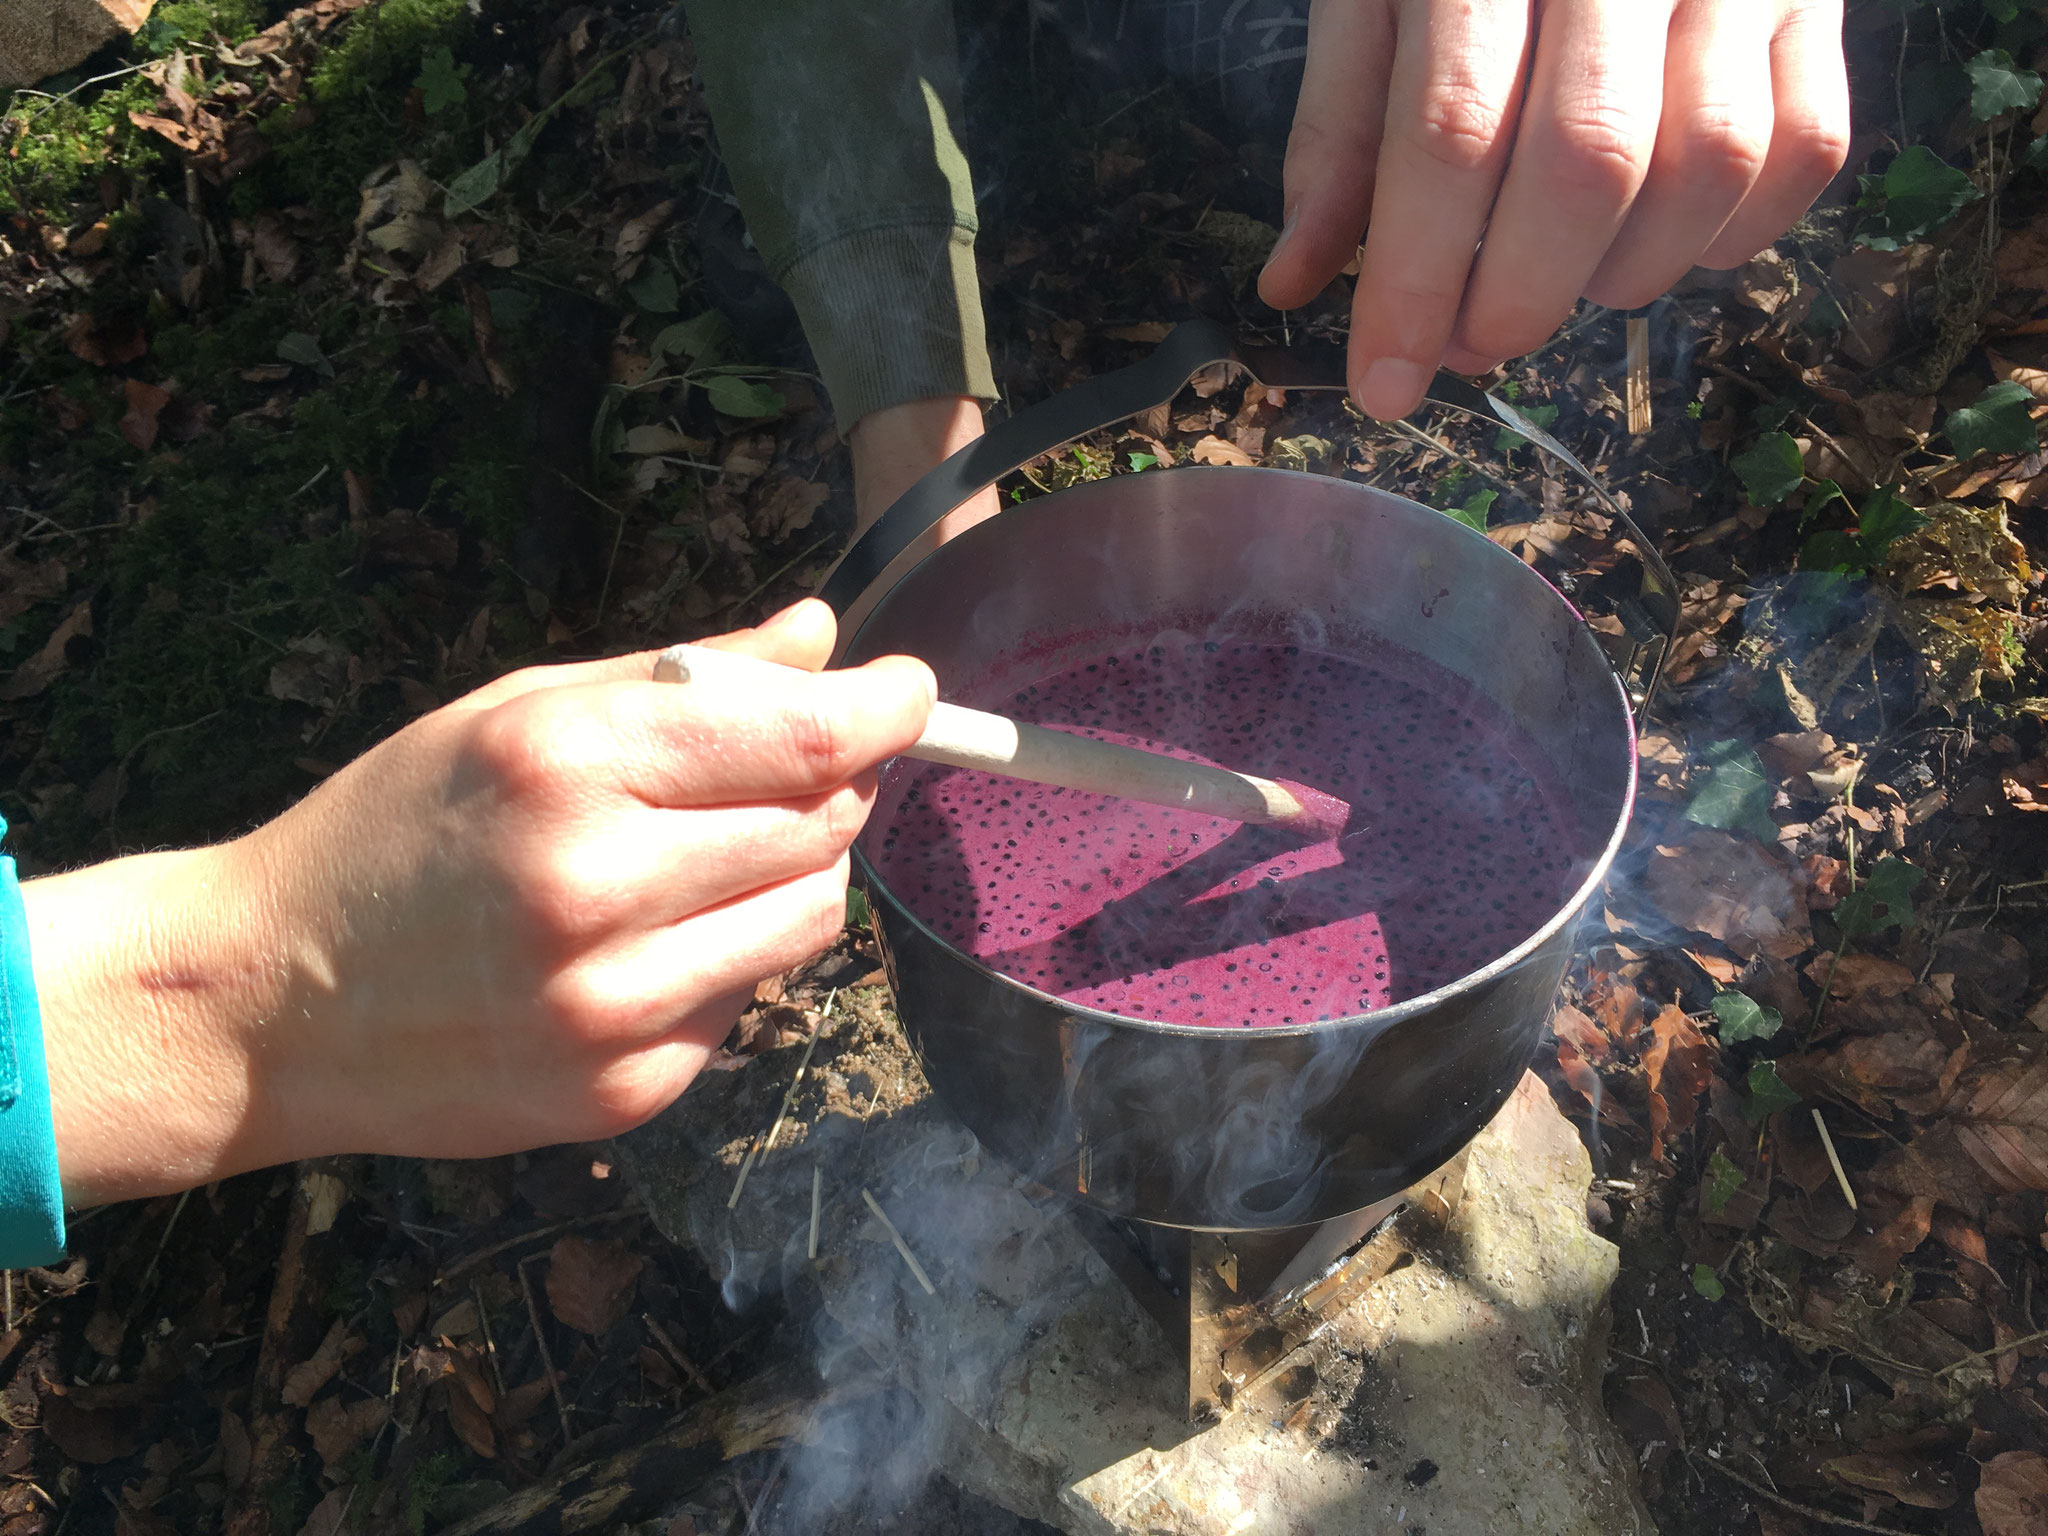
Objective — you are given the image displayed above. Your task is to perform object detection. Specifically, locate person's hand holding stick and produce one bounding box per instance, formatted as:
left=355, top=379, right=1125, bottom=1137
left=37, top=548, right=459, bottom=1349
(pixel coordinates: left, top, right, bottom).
left=22, top=600, right=933, bottom=1207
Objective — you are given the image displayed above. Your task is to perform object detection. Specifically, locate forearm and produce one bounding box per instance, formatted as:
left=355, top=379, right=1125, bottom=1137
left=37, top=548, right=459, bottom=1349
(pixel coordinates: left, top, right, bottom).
left=21, top=842, right=299, bottom=1206
left=682, top=0, right=996, bottom=431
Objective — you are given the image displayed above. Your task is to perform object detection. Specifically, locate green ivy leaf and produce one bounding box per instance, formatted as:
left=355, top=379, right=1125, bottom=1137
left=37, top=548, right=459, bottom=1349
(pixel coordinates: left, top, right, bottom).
left=1442, top=486, right=1498, bottom=532
left=1967, top=49, right=2043, bottom=121
left=1126, top=451, right=1159, bottom=472
left=650, top=311, right=734, bottom=367
left=1856, top=485, right=1930, bottom=561
left=1685, top=739, right=1778, bottom=843
left=1745, top=1062, right=1801, bottom=1124
left=1702, top=1147, right=1747, bottom=1216
left=1835, top=857, right=1925, bottom=941
left=1856, top=145, right=1981, bottom=250
left=1799, top=478, right=1848, bottom=531
left=2028, top=135, right=2048, bottom=171
left=703, top=374, right=787, bottom=419
left=625, top=259, right=680, bottom=314
left=844, top=887, right=871, bottom=929
left=416, top=46, right=469, bottom=116
left=1711, top=991, right=1784, bottom=1044
left=1946, top=380, right=2039, bottom=460
left=1731, top=431, right=1806, bottom=505
left=1691, top=1263, right=1726, bottom=1302
left=1800, top=529, right=1870, bottom=576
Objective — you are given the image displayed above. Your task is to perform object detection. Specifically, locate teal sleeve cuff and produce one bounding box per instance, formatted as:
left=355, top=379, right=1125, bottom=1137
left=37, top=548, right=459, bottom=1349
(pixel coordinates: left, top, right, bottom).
left=0, top=817, right=64, bottom=1267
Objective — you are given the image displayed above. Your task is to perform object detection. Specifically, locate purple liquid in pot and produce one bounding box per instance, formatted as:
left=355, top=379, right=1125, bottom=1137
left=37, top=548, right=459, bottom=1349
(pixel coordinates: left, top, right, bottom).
left=865, top=637, right=1583, bottom=1028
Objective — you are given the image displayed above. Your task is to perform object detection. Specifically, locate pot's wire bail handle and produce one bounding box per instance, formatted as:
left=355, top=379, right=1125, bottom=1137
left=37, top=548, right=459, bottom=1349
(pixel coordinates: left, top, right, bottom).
left=819, top=318, right=1679, bottom=728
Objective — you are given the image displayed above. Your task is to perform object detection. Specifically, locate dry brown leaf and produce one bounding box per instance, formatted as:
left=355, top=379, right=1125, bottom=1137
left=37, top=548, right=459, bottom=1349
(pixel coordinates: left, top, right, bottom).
left=39, top=1393, right=139, bottom=1464
left=752, top=477, right=830, bottom=543
left=545, top=1236, right=644, bottom=1336
left=1978, top=1450, right=2048, bottom=1536
left=613, top=200, right=674, bottom=276
left=1947, top=1051, right=2048, bottom=1193
left=1789, top=1031, right=1954, bottom=1119
left=0, top=600, right=93, bottom=702
left=445, top=1349, right=496, bottom=1459
left=282, top=1318, right=359, bottom=1409
left=295, top=1486, right=358, bottom=1536
left=1824, top=1452, right=1958, bottom=1509
left=252, top=215, right=300, bottom=284
left=120, top=378, right=171, bottom=452
left=1644, top=830, right=1811, bottom=960
left=303, top=1394, right=387, bottom=1473
left=1190, top=433, right=1255, bottom=466
left=1642, top=1005, right=1713, bottom=1165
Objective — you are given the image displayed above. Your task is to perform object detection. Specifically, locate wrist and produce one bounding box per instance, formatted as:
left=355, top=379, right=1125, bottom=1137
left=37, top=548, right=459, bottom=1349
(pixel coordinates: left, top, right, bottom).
left=23, top=839, right=303, bottom=1203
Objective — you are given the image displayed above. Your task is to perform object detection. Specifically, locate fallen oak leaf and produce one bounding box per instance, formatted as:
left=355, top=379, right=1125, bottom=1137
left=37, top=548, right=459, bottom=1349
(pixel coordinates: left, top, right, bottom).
left=545, top=1235, right=643, bottom=1336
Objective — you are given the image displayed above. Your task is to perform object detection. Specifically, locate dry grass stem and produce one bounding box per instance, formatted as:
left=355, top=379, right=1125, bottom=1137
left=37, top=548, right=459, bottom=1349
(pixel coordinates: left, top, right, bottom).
left=1811, top=1109, right=1858, bottom=1211
left=432, top=1207, right=643, bottom=1288
left=1626, top=315, right=1651, bottom=435
left=731, top=989, right=838, bottom=1209
left=808, top=1165, right=822, bottom=1261
left=861, top=1188, right=935, bottom=1295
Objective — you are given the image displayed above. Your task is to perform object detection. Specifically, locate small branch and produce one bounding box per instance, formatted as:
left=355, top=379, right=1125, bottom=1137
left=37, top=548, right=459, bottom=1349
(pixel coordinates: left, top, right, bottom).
left=517, top=1254, right=573, bottom=1450
left=640, top=1312, right=715, bottom=1397
left=1692, top=1452, right=1921, bottom=1536
left=432, top=1208, right=643, bottom=1288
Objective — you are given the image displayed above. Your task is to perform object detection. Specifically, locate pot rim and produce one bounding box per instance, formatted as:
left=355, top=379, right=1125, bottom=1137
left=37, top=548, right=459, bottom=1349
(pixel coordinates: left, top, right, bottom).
left=849, top=465, right=1642, bottom=1041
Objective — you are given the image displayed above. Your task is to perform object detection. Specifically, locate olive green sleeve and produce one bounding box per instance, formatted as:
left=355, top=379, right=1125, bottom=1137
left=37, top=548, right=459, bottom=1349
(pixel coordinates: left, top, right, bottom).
left=680, top=0, right=997, bottom=435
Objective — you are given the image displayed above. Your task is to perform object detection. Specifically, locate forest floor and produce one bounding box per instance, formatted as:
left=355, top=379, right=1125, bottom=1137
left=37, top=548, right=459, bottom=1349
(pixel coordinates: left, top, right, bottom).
left=4, top=1, right=2048, bottom=1533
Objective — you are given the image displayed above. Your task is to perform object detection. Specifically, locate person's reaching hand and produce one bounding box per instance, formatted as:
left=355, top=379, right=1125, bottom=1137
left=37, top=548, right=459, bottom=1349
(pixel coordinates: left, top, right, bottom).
left=1258, top=0, right=1850, bottom=420
left=23, top=600, right=933, bottom=1205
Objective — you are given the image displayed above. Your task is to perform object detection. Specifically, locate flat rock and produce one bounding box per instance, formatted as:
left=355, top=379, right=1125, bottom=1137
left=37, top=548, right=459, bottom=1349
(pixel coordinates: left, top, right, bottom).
left=617, top=995, right=1654, bottom=1535
left=1, top=0, right=154, bottom=88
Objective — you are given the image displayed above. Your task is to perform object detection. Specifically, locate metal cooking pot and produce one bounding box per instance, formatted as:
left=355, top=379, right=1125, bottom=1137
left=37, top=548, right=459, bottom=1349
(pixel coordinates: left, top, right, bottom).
left=821, top=321, right=1675, bottom=1231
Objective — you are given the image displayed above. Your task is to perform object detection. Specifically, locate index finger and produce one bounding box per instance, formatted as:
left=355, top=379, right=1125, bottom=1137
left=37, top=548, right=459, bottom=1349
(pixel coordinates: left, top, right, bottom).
left=608, top=650, right=936, bottom=808
left=1348, top=0, right=1533, bottom=420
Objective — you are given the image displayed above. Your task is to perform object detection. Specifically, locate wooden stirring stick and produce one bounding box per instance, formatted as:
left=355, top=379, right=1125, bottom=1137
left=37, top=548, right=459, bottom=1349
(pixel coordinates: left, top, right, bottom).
left=651, top=644, right=1351, bottom=839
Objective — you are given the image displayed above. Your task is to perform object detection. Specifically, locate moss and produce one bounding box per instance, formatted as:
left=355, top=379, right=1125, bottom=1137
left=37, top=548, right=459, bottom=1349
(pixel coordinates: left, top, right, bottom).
left=0, top=1, right=270, bottom=219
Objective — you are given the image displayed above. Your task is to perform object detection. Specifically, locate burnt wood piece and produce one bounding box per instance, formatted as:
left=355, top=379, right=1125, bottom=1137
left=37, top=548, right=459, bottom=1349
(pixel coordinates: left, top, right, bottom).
left=436, top=1358, right=884, bottom=1536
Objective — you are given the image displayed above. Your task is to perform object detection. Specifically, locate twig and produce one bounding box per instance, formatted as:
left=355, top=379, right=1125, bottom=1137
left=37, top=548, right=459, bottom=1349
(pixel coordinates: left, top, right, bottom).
left=860, top=1189, right=935, bottom=1296
left=431, top=1208, right=643, bottom=1287
left=1692, top=1451, right=1919, bottom=1535
left=517, top=1254, right=573, bottom=1450
left=807, top=1166, right=822, bottom=1262
left=740, top=1462, right=785, bottom=1536
left=1936, top=1322, right=2048, bottom=1379
left=1811, top=1110, right=1858, bottom=1211
left=723, top=530, right=838, bottom=616
left=554, top=473, right=631, bottom=626
left=641, top=1312, right=715, bottom=1397
left=728, top=991, right=835, bottom=1208
left=473, top=1281, right=507, bottom=1402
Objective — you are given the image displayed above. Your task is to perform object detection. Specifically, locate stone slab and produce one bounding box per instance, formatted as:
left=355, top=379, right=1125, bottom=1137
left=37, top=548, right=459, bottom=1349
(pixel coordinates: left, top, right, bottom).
left=616, top=993, right=1655, bottom=1535
left=1, top=0, right=154, bottom=88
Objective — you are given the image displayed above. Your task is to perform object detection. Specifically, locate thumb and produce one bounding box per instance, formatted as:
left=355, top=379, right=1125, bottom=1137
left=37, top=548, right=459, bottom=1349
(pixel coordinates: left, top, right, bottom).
left=696, top=598, right=837, bottom=673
